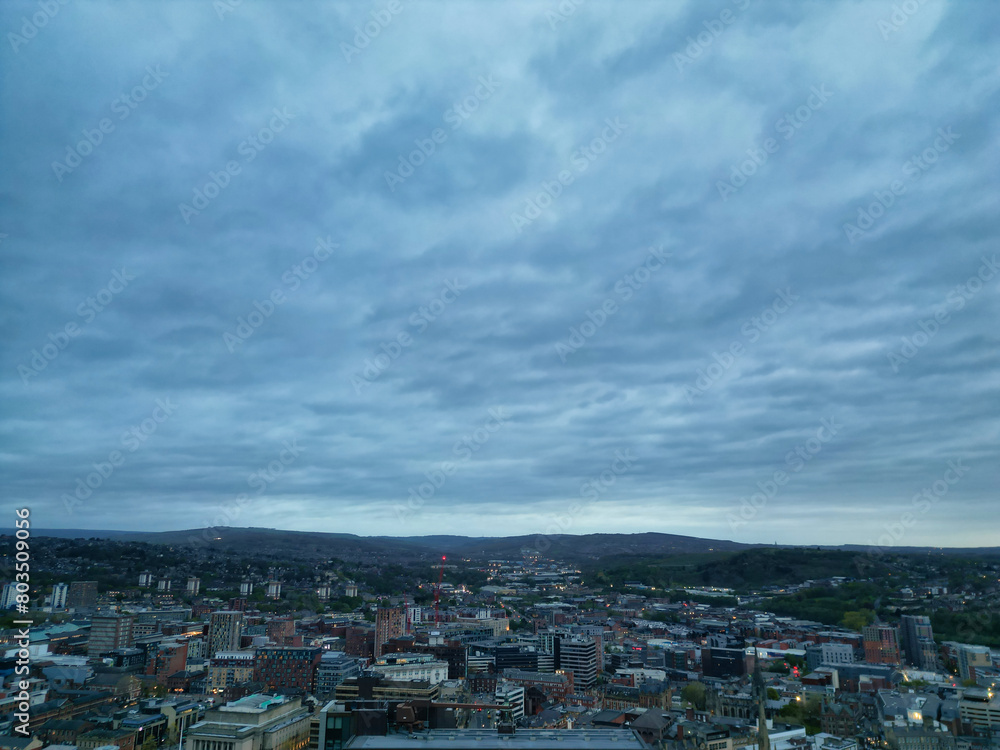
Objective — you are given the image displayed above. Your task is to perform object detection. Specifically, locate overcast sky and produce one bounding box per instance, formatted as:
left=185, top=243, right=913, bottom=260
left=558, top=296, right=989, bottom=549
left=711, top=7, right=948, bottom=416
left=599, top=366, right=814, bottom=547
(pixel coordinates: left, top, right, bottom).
left=2, top=0, right=998, bottom=547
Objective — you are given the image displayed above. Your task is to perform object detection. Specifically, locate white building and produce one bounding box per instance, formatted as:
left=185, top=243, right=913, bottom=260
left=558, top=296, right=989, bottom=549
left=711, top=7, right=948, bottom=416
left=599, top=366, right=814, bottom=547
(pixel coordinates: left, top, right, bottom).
left=51, top=583, right=69, bottom=610
left=495, top=682, right=525, bottom=721
left=370, top=653, right=449, bottom=684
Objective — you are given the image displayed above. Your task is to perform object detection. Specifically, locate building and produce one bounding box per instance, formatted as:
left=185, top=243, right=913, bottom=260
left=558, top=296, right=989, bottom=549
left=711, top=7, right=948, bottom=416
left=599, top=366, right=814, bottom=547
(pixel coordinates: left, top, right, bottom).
left=184, top=694, right=310, bottom=750
left=187, top=578, right=201, bottom=596
left=51, top=583, right=69, bottom=610
left=370, top=653, right=449, bottom=684
left=957, top=644, right=992, bottom=681
left=556, top=636, right=599, bottom=690
left=900, top=615, right=937, bottom=670
left=67, top=581, right=99, bottom=609
left=334, top=677, right=440, bottom=704
left=147, top=640, right=189, bottom=684
left=208, top=651, right=256, bottom=694
left=88, top=614, right=135, bottom=656
left=266, top=581, right=282, bottom=599
left=158, top=578, right=173, bottom=593
left=240, top=581, right=253, bottom=597
left=375, top=607, right=405, bottom=658
left=502, top=669, right=574, bottom=704
left=139, top=572, right=154, bottom=587
left=316, top=652, right=362, bottom=697
left=208, top=611, right=245, bottom=657
left=342, top=729, right=647, bottom=750
left=958, top=688, right=1000, bottom=731
left=254, top=646, right=321, bottom=692
left=494, top=683, right=525, bottom=721
left=807, top=643, right=855, bottom=671
left=316, top=700, right=353, bottom=750
left=0, top=582, right=19, bottom=610
left=862, top=624, right=901, bottom=665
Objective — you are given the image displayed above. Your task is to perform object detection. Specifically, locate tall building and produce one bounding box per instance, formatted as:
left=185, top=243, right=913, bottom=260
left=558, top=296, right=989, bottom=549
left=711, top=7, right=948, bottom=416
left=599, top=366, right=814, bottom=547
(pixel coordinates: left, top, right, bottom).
left=67, top=580, right=98, bottom=609
left=208, top=611, right=244, bottom=657
left=267, top=581, right=282, bottom=599
left=254, top=646, right=322, bottom=692
left=138, top=572, right=153, bottom=587
left=556, top=636, right=599, bottom=690
left=1, top=583, right=19, bottom=610
left=147, top=640, right=189, bottom=683
left=88, top=614, right=135, bottom=656
left=51, top=582, right=69, bottom=610
left=375, top=607, right=405, bottom=658
left=957, top=644, right=992, bottom=681
left=863, top=624, right=901, bottom=665
left=240, top=580, right=253, bottom=597
left=186, top=577, right=201, bottom=596
left=900, top=615, right=937, bottom=670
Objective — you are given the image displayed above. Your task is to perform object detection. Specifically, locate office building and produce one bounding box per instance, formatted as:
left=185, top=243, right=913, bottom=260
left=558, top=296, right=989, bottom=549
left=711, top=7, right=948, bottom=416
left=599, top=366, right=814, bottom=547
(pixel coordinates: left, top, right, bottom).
left=495, top=683, right=526, bottom=721
left=863, top=624, right=901, bottom=665
left=315, top=652, right=362, bottom=697
left=67, top=580, right=99, bottom=609
left=208, top=611, right=245, bottom=657
left=556, top=636, right=599, bottom=690
left=89, top=614, right=135, bottom=656
left=184, top=694, right=311, bottom=750
left=254, top=646, right=322, bottom=692
left=375, top=607, right=405, bottom=658
left=900, top=615, right=937, bottom=670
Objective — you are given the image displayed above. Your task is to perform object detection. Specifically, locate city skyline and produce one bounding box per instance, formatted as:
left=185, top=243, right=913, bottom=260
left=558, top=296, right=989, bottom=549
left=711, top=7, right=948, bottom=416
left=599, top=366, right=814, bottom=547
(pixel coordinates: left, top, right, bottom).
left=2, top=1, right=999, bottom=546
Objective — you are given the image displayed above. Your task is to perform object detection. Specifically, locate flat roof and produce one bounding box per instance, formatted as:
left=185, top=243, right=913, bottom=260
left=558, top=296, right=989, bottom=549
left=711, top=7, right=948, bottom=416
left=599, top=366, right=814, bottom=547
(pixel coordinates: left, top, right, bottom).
left=345, top=729, right=646, bottom=750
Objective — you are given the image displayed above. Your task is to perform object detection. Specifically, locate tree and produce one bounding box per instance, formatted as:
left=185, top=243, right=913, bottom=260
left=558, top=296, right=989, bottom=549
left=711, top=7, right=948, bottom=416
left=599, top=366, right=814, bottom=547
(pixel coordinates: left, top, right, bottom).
left=681, top=682, right=707, bottom=710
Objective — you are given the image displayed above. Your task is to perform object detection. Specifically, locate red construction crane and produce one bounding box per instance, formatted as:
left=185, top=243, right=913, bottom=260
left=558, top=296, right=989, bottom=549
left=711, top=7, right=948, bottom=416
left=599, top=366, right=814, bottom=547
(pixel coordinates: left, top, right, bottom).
left=433, top=555, right=446, bottom=625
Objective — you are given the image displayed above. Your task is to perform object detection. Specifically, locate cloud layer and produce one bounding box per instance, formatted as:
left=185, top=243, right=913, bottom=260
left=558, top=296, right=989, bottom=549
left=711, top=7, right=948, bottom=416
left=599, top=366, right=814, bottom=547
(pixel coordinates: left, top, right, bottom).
left=1, top=0, right=998, bottom=546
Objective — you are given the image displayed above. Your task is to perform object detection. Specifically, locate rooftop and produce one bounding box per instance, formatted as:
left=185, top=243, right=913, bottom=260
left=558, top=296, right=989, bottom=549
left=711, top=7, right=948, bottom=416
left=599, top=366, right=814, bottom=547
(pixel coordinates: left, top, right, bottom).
left=345, top=729, right=646, bottom=750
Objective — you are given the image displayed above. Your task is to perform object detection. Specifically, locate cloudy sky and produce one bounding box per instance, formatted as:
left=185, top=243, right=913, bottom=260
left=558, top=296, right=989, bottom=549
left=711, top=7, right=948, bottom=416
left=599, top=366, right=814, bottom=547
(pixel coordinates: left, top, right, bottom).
left=2, top=0, right=998, bottom=547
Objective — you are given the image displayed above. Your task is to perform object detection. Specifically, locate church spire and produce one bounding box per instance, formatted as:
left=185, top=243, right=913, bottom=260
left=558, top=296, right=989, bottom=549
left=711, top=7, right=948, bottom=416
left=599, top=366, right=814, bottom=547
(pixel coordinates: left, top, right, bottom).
left=752, top=648, right=770, bottom=750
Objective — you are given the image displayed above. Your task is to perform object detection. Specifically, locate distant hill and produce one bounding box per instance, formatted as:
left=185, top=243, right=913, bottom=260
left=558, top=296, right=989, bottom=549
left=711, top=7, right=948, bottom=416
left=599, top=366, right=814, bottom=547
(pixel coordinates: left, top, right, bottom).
left=29, top=527, right=752, bottom=561
left=27, top=527, right=1000, bottom=562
